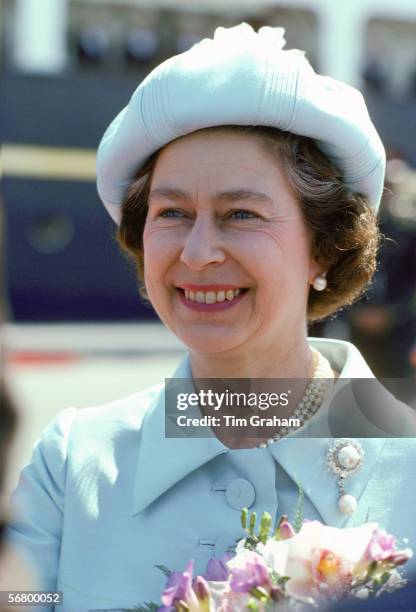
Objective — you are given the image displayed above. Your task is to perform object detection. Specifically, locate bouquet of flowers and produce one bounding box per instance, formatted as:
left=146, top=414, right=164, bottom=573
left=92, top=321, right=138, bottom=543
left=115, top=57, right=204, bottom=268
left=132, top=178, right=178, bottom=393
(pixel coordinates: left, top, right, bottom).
left=146, top=507, right=413, bottom=612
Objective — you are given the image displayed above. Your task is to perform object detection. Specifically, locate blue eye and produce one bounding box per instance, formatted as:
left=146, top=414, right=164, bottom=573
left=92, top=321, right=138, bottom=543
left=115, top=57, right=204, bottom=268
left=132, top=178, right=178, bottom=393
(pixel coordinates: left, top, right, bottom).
left=230, top=210, right=258, bottom=220
left=159, top=208, right=184, bottom=218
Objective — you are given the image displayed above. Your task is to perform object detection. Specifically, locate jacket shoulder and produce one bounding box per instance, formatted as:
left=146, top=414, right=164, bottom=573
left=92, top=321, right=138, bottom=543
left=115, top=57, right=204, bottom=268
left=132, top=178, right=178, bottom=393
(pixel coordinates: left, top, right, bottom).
left=7, top=384, right=165, bottom=594
left=73, top=382, right=164, bottom=429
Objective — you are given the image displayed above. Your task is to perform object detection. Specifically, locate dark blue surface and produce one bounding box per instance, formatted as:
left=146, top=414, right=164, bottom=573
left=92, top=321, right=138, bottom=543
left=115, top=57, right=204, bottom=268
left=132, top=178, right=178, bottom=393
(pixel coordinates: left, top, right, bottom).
left=329, top=578, right=416, bottom=611
left=3, top=178, right=155, bottom=321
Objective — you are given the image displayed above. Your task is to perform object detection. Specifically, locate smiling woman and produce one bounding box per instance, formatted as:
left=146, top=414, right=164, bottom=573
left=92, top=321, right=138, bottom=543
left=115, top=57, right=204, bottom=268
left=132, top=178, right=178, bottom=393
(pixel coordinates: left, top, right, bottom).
left=119, top=126, right=379, bottom=361
left=6, top=22, right=416, bottom=611
left=116, top=127, right=378, bottom=370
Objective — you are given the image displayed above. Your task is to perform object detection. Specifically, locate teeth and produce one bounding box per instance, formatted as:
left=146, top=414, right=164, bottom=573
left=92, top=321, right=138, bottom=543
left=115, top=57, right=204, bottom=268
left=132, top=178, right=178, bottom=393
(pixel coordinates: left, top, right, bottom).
left=183, top=288, right=244, bottom=304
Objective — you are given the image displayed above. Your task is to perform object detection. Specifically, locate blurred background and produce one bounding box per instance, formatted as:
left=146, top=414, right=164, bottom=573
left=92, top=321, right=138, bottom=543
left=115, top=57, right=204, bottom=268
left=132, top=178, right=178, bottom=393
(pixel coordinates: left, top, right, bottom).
left=0, top=0, right=415, bottom=495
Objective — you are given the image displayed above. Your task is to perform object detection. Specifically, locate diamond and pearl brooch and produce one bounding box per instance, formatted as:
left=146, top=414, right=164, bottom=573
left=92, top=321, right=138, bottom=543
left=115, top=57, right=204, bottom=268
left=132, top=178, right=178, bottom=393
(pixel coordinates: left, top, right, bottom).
left=327, top=438, right=365, bottom=515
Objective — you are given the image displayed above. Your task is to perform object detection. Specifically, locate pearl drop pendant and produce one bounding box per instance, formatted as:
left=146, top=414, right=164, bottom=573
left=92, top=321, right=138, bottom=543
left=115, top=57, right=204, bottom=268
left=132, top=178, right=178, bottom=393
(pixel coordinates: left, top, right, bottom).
left=327, top=439, right=364, bottom=515
left=338, top=494, right=357, bottom=515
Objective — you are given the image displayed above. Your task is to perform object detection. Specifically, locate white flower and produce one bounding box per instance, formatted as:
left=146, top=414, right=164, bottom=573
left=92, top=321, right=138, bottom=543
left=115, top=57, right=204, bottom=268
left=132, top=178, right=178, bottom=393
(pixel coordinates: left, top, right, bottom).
left=234, top=538, right=248, bottom=555
left=258, top=521, right=380, bottom=600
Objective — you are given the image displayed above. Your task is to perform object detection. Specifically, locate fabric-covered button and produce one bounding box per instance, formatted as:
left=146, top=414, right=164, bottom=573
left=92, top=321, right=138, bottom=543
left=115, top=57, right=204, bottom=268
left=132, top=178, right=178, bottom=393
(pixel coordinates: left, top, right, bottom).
left=225, top=478, right=256, bottom=510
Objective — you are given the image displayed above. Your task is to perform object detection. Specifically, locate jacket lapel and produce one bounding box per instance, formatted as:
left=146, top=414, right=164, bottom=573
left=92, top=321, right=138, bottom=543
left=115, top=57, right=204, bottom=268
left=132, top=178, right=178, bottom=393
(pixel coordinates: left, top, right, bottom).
left=132, top=354, right=229, bottom=515
left=269, top=436, right=387, bottom=528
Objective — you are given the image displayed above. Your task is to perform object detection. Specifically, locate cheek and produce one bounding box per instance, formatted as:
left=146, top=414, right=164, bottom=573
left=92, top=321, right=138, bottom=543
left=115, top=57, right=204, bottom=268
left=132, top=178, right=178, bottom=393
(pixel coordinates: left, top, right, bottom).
left=142, top=229, right=184, bottom=305
left=142, top=227, right=164, bottom=293
left=142, top=222, right=159, bottom=256
left=264, top=224, right=311, bottom=272
left=244, top=225, right=308, bottom=270
left=243, top=227, right=311, bottom=304
left=143, top=225, right=176, bottom=275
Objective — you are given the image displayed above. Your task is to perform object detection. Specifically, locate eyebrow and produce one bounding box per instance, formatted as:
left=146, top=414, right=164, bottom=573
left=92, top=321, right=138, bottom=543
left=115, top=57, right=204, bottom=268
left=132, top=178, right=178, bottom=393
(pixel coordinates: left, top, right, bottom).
left=148, top=187, right=273, bottom=205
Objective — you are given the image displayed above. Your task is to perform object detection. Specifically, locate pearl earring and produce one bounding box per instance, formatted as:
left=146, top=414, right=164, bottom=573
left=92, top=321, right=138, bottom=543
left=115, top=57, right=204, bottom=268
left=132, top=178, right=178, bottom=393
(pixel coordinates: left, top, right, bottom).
left=312, top=274, right=327, bottom=291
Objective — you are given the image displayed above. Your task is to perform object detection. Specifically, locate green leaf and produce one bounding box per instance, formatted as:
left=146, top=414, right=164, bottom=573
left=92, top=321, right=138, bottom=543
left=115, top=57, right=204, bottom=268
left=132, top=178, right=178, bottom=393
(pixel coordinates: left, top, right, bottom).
left=130, top=603, right=160, bottom=612
left=249, top=586, right=270, bottom=602
left=154, top=564, right=172, bottom=578
left=373, top=571, right=392, bottom=592
left=243, top=536, right=258, bottom=551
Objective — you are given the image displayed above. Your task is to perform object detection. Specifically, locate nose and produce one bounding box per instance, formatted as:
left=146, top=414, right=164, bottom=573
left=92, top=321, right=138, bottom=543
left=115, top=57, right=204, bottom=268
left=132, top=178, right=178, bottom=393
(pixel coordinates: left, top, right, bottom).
left=180, top=215, right=226, bottom=270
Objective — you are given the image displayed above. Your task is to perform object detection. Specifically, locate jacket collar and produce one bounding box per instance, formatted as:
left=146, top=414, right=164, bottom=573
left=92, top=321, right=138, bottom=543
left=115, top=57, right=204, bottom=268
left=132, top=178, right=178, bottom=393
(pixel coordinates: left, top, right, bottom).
left=132, top=339, right=386, bottom=525
left=132, top=354, right=228, bottom=515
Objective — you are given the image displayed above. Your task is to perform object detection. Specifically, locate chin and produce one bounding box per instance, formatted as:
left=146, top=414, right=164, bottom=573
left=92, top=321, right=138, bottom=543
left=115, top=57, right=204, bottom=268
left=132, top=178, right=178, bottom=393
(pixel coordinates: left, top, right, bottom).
left=177, top=327, right=245, bottom=356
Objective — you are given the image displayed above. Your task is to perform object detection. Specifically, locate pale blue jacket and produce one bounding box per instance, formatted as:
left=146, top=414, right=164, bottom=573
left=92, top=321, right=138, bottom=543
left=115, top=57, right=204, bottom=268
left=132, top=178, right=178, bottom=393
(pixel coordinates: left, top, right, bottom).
left=7, top=339, right=416, bottom=611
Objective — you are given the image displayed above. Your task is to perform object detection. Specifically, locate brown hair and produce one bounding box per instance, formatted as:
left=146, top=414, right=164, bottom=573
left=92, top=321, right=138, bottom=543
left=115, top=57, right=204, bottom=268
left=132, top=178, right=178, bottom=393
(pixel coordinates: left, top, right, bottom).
left=117, top=125, right=381, bottom=322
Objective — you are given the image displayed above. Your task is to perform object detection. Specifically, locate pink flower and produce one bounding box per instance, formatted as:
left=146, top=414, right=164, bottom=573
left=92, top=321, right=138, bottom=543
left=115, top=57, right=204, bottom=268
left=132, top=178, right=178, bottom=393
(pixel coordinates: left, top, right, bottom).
left=227, top=550, right=271, bottom=593
left=260, top=521, right=379, bottom=601
left=365, top=529, right=396, bottom=562
left=278, top=519, right=296, bottom=540
left=364, top=528, right=413, bottom=567
left=389, top=549, right=413, bottom=566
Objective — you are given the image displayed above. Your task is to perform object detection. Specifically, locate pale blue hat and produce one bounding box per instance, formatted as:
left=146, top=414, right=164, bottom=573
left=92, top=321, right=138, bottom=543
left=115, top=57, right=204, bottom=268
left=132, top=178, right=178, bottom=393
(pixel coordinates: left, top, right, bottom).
left=97, top=23, right=386, bottom=224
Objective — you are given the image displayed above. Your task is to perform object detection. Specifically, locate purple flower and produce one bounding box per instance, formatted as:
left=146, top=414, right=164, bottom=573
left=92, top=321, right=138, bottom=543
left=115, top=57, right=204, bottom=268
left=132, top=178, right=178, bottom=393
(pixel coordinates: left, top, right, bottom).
left=161, top=560, right=194, bottom=606
left=203, top=552, right=233, bottom=581
left=192, top=576, right=210, bottom=600
left=160, top=561, right=212, bottom=611
left=228, top=550, right=270, bottom=593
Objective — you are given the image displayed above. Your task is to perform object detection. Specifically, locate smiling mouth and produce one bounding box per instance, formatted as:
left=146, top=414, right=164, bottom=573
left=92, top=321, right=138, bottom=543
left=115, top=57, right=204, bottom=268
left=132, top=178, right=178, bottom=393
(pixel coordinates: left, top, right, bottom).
left=176, top=287, right=249, bottom=305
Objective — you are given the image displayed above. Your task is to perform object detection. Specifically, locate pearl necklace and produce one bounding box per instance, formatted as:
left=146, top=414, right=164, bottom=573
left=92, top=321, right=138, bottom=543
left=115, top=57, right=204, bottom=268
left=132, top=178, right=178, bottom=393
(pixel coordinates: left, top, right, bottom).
left=257, top=348, right=334, bottom=448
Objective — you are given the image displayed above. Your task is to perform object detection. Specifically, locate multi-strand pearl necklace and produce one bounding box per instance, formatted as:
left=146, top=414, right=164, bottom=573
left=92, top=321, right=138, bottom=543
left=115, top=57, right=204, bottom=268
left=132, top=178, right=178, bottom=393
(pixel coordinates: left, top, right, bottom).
left=257, top=347, right=334, bottom=448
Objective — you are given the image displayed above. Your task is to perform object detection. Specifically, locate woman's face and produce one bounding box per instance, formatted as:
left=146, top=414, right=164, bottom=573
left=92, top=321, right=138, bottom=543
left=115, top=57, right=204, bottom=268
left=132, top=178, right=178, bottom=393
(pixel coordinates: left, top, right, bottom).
left=143, top=130, right=321, bottom=356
